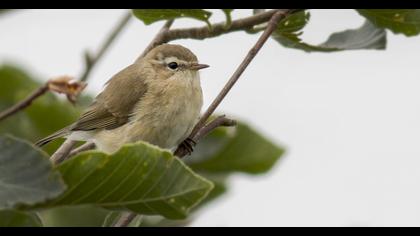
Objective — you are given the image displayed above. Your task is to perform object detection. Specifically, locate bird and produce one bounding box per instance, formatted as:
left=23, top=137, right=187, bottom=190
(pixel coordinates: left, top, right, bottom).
left=36, top=44, right=209, bottom=154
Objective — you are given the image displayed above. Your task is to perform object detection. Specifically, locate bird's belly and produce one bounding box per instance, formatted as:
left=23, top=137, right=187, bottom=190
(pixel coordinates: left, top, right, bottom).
left=128, top=98, right=201, bottom=149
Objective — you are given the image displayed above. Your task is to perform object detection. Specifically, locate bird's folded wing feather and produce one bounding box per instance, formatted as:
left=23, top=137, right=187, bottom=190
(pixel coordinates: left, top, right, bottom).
left=71, top=64, right=148, bottom=131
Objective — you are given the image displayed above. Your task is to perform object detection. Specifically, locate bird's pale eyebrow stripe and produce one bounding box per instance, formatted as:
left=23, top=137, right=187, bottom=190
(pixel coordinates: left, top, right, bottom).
left=164, top=56, right=179, bottom=63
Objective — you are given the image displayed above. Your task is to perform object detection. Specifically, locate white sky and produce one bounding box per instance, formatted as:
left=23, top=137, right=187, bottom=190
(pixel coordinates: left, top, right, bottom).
left=1, top=9, right=420, bottom=227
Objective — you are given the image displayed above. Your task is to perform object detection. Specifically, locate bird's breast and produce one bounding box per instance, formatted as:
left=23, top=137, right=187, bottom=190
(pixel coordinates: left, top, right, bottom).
left=127, top=72, right=203, bottom=149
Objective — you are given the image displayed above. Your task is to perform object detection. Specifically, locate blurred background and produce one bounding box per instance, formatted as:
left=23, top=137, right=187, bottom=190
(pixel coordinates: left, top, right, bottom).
left=1, top=9, right=420, bottom=226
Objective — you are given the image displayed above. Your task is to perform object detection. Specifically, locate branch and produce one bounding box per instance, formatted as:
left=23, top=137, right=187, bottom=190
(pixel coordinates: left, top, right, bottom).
left=68, top=142, right=96, bottom=158
left=79, top=11, right=132, bottom=82
left=0, top=76, right=86, bottom=122
left=180, top=9, right=290, bottom=151
left=50, top=139, right=77, bottom=165
left=163, top=9, right=285, bottom=41
left=114, top=9, right=291, bottom=227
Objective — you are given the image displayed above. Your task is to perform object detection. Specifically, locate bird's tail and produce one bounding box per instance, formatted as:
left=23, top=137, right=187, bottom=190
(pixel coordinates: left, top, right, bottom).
left=35, top=127, right=71, bottom=147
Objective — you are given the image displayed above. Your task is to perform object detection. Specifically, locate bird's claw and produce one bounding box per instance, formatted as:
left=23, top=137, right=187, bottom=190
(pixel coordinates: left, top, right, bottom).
left=180, top=138, right=196, bottom=155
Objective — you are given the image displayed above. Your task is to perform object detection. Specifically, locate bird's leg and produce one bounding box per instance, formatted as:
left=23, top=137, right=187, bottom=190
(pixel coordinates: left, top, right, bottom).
left=180, top=138, right=196, bottom=155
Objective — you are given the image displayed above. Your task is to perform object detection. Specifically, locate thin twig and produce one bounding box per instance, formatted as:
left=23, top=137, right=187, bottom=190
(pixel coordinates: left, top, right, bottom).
left=68, top=142, right=96, bottom=158
left=50, top=139, right=77, bottom=165
left=164, top=9, right=285, bottom=41
left=0, top=76, right=86, bottom=122
left=115, top=9, right=292, bottom=227
left=80, top=11, right=132, bottom=82
left=0, top=85, right=48, bottom=122
left=183, top=10, right=291, bottom=148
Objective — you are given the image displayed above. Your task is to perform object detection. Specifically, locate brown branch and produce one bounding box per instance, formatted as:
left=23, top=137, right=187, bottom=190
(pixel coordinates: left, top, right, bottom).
left=50, top=139, right=77, bottom=165
left=79, top=11, right=132, bottom=82
left=115, top=9, right=291, bottom=227
left=0, top=76, right=86, bottom=122
left=164, top=9, right=285, bottom=41
left=181, top=10, right=290, bottom=149
left=68, top=142, right=96, bottom=158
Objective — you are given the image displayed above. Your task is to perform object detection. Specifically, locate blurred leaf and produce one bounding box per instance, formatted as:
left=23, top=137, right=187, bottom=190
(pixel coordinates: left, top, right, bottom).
left=39, top=205, right=108, bottom=227
left=0, top=135, right=66, bottom=209
left=193, top=173, right=228, bottom=206
left=0, top=65, right=84, bottom=155
left=272, top=11, right=387, bottom=52
left=187, top=123, right=284, bottom=174
left=357, top=9, right=420, bottom=36
left=132, top=9, right=212, bottom=27
left=317, top=20, right=386, bottom=50
left=0, top=210, right=42, bottom=227
left=141, top=215, right=192, bottom=227
left=28, top=142, right=213, bottom=220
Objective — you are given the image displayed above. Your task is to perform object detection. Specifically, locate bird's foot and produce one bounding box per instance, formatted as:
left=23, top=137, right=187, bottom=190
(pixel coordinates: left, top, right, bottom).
left=180, top=138, right=196, bottom=155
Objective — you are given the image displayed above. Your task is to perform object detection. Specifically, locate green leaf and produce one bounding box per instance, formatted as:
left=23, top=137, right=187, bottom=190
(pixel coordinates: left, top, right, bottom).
left=0, top=65, right=85, bottom=155
left=0, top=210, right=42, bottom=227
left=186, top=123, right=284, bottom=174
left=39, top=205, right=109, bottom=227
left=30, top=142, right=213, bottom=220
left=0, top=135, right=66, bottom=209
left=272, top=11, right=387, bottom=52
left=357, top=9, right=420, bottom=36
left=132, top=9, right=212, bottom=27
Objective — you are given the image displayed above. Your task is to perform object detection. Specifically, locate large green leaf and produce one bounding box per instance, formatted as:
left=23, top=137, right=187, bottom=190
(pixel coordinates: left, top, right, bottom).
left=272, top=11, right=386, bottom=52
left=357, top=9, right=420, bottom=36
left=186, top=123, right=284, bottom=174
left=0, top=65, right=85, bottom=155
left=29, top=142, right=213, bottom=220
left=132, top=9, right=212, bottom=27
left=0, top=210, right=42, bottom=227
left=0, top=135, right=65, bottom=209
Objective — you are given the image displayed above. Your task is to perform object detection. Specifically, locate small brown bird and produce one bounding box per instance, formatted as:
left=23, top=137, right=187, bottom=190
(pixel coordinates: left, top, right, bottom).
left=36, top=44, right=209, bottom=153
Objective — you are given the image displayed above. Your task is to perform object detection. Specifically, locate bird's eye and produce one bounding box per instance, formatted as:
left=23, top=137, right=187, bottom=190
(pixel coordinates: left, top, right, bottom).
left=167, top=62, right=178, bottom=70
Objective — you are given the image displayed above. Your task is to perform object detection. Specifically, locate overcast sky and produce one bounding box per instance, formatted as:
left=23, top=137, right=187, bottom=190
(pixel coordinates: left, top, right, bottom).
left=2, top=9, right=420, bottom=226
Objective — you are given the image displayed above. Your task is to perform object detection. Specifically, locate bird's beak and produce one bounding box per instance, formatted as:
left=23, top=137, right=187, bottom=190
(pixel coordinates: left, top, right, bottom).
left=190, top=63, right=209, bottom=70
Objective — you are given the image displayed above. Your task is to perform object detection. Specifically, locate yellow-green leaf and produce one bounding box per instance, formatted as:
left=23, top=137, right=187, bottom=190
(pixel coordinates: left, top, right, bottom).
left=357, top=9, right=420, bottom=36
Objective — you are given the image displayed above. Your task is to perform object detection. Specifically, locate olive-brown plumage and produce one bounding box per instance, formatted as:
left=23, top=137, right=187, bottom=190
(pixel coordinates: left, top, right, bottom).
left=36, top=44, right=208, bottom=153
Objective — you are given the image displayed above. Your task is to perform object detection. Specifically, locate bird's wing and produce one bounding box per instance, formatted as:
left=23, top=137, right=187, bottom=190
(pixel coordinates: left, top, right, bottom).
left=71, top=64, right=148, bottom=131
